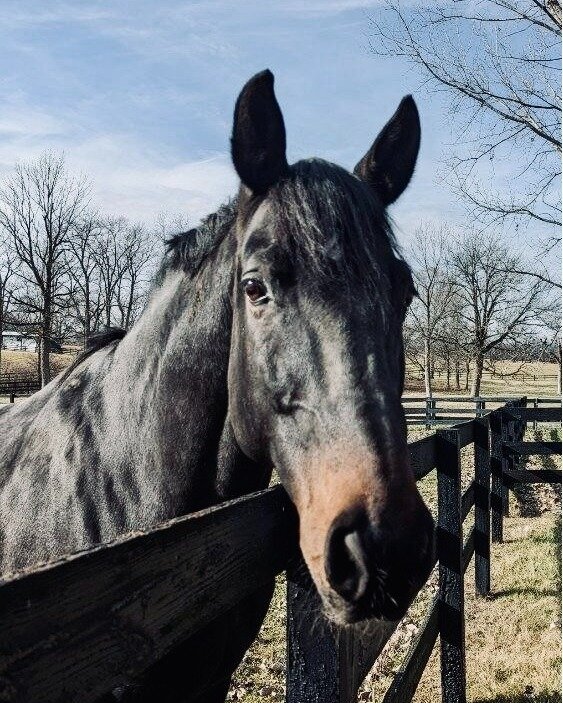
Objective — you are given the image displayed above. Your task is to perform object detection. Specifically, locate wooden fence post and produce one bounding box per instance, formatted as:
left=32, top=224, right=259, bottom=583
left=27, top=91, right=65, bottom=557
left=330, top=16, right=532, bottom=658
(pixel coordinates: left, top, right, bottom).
left=490, top=410, right=504, bottom=543
left=502, top=412, right=513, bottom=518
left=436, top=427, right=466, bottom=703
left=474, top=415, right=491, bottom=596
left=286, top=558, right=356, bottom=703
left=425, top=398, right=436, bottom=429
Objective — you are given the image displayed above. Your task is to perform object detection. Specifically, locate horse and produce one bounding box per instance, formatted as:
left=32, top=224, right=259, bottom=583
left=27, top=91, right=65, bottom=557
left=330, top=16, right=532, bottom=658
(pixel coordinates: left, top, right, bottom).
left=0, top=70, right=434, bottom=702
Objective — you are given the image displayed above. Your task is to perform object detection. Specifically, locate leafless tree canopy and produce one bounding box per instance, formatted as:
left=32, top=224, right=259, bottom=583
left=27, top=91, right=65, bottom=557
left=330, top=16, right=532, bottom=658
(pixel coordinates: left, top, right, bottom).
left=405, top=224, right=556, bottom=396
left=370, top=1, right=561, bottom=252
left=0, top=152, right=172, bottom=386
left=405, top=224, right=459, bottom=396
left=0, top=153, right=89, bottom=385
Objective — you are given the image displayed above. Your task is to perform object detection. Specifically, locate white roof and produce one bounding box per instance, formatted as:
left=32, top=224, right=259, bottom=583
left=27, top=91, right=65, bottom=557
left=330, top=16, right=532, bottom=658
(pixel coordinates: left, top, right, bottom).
left=2, top=331, right=35, bottom=337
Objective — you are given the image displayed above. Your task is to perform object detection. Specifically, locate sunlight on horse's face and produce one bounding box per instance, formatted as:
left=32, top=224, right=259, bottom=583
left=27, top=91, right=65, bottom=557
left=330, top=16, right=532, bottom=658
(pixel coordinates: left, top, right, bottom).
left=227, top=70, right=434, bottom=624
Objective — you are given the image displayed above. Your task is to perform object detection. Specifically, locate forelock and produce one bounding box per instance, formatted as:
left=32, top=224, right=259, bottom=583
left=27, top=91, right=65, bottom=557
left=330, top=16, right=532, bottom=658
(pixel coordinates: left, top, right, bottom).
left=267, top=159, right=400, bottom=298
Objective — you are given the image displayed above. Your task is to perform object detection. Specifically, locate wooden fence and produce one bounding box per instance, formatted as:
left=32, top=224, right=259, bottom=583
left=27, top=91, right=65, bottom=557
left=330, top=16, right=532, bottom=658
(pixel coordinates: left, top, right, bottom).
left=0, top=398, right=560, bottom=702
left=0, top=374, right=41, bottom=401
left=402, top=395, right=561, bottom=428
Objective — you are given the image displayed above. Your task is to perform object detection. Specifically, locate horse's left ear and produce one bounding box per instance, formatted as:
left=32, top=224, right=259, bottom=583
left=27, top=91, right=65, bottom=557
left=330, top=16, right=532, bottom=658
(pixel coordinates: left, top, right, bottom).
left=354, top=95, right=420, bottom=206
left=231, top=70, right=288, bottom=195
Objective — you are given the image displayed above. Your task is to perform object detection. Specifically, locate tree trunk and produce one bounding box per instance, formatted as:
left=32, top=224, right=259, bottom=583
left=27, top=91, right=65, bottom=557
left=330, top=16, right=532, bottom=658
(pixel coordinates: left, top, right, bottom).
left=445, top=353, right=451, bottom=390
left=83, top=281, right=91, bottom=350
left=0, top=309, right=3, bottom=376
left=464, top=360, right=470, bottom=391
left=455, top=358, right=461, bottom=390
left=424, top=339, right=432, bottom=397
left=471, top=353, right=484, bottom=397
left=37, top=344, right=42, bottom=382
left=40, top=305, right=52, bottom=387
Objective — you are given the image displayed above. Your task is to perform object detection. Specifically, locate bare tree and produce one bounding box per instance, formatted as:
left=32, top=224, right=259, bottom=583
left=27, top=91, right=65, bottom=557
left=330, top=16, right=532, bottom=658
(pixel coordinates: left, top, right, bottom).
left=406, top=224, right=460, bottom=396
left=93, top=218, right=157, bottom=331
left=371, top=1, right=561, bottom=254
left=154, top=212, right=190, bottom=242
left=67, top=215, right=104, bottom=348
left=449, top=229, right=551, bottom=395
left=115, top=224, right=157, bottom=329
left=93, top=217, right=130, bottom=330
left=537, top=303, right=562, bottom=392
left=0, top=235, right=17, bottom=375
left=0, top=152, right=89, bottom=385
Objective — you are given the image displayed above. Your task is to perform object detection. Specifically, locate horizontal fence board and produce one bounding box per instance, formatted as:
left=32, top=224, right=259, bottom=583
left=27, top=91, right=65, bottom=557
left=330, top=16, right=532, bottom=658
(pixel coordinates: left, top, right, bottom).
left=409, top=436, right=437, bottom=479
left=504, top=469, right=561, bottom=485
left=406, top=419, right=476, bottom=427
left=0, top=487, right=296, bottom=703
left=507, top=407, right=562, bottom=422
left=382, top=597, right=439, bottom=703
left=462, top=528, right=475, bottom=574
left=505, top=441, right=561, bottom=456
left=429, top=408, right=479, bottom=415
left=461, top=482, right=475, bottom=522
left=453, top=421, right=475, bottom=448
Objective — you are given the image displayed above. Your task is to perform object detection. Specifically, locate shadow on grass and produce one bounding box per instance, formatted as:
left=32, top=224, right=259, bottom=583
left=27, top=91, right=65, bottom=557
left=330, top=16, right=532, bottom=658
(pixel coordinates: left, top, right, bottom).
left=474, top=694, right=561, bottom=703
left=493, top=587, right=559, bottom=599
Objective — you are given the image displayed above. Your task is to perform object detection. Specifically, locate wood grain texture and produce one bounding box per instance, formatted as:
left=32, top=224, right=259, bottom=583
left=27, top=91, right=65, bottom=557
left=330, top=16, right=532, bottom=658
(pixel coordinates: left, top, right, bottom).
left=0, top=486, right=296, bottom=703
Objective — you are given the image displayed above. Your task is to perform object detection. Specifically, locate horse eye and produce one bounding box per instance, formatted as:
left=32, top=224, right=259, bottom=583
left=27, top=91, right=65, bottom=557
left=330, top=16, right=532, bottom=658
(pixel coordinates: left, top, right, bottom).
left=243, top=278, right=268, bottom=303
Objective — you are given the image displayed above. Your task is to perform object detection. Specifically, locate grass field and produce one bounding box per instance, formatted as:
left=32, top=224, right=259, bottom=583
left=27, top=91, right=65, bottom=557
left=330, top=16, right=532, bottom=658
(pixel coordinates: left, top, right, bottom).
left=0, top=352, right=559, bottom=399
left=0, top=349, right=75, bottom=378
left=405, top=361, right=560, bottom=398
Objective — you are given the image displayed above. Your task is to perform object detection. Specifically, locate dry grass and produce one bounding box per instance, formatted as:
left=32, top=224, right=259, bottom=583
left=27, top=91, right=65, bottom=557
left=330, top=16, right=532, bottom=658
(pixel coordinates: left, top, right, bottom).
left=409, top=512, right=561, bottom=703
left=405, top=361, right=559, bottom=398
left=0, top=349, right=74, bottom=378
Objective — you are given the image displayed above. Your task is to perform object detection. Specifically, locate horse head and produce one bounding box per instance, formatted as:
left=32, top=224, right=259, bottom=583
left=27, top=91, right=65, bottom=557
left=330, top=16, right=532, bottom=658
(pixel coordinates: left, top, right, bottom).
left=226, top=70, right=434, bottom=625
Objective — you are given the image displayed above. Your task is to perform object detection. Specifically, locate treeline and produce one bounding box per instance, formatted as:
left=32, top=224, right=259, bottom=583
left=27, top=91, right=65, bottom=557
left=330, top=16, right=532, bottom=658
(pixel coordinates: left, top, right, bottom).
left=0, top=152, right=185, bottom=386
left=404, top=224, right=561, bottom=397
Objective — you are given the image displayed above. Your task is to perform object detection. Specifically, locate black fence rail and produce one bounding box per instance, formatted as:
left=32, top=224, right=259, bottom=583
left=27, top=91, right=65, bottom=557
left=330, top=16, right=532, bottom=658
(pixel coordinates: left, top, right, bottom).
left=0, top=398, right=560, bottom=702
left=402, top=395, right=561, bottom=428
left=0, top=374, right=41, bottom=401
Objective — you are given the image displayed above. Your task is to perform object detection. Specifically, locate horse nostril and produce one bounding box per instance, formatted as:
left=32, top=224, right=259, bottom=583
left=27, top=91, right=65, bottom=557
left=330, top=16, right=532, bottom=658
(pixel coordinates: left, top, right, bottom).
left=325, top=511, right=371, bottom=602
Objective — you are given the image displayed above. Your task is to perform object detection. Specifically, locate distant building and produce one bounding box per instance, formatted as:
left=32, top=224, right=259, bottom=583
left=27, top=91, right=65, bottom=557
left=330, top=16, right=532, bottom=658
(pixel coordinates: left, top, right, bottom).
left=1, top=331, right=37, bottom=352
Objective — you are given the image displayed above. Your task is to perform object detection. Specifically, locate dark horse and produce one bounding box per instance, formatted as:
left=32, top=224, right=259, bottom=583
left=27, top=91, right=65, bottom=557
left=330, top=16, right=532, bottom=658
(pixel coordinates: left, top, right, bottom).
left=0, top=71, right=434, bottom=702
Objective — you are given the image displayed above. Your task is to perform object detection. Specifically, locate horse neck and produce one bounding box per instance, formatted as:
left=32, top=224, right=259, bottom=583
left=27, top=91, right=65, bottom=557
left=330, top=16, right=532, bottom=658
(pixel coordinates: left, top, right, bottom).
left=104, top=234, right=241, bottom=515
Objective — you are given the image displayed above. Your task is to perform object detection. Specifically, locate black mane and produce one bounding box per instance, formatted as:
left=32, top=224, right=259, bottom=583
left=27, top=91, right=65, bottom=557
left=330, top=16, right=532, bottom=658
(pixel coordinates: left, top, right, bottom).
left=163, top=200, right=238, bottom=277
left=270, top=159, right=399, bottom=285
left=158, top=159, right=406, bottom=310
left=58, top=328, right=127, bottom=384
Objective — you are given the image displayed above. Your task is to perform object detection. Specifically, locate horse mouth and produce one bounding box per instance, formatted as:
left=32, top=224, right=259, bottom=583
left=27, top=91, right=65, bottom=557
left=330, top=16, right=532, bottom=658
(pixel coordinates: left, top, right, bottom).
left=321, top=581, right=416, bottom=626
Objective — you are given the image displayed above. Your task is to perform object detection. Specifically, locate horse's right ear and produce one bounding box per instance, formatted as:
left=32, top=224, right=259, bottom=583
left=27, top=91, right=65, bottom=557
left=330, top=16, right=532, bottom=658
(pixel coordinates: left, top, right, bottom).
left=231, top=70, right=288, bottom=195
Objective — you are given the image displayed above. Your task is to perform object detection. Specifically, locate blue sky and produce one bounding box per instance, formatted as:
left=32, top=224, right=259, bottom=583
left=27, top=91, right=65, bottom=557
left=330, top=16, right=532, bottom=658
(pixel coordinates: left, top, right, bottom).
left=0, top=0, right=540, bottom=255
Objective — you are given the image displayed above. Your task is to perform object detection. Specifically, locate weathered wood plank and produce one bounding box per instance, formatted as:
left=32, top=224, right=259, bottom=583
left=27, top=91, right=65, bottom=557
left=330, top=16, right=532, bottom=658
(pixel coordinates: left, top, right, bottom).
left=505, top=442, right=561, bottom=456
left=0, top=487, right=296, bottom=703
left=382, top=598, right=439, bottom=703
left=436, top=427, right=467, bottom=703
left=286, top=559, right=396, bottom=703
left=409, top=435, right=437, bottom=479
left=461, top=481, right=475, bottom=522
left=503, top=469, right=562, bottom=485
left=506, top=407, right=561, bottom=422
left=473, top=416, right=491, bottom=596
left=462, top=528, right=475, bottom=574
left=452, top=420, right=475, bottom=448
